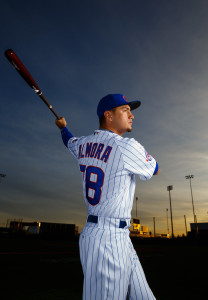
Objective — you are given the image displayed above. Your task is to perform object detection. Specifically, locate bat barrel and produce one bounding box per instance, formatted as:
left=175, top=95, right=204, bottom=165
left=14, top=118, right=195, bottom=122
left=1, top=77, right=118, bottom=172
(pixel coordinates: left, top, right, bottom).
left=5, top=49, right=60, bottom=119
left=5, top=49, right=42, bottom=94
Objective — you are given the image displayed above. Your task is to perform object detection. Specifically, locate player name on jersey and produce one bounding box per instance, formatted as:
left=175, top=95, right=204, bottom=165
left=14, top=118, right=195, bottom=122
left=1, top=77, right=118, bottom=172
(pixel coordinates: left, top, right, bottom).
left=78, top=142, right=112, bottom=163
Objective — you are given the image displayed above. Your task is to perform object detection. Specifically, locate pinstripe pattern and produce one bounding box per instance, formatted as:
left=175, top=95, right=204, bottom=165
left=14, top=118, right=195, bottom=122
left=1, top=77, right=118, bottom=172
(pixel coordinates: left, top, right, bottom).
left=79, top=221, right=156, bottom=300
left=67, top=130, right=156, bottom=219
left=67, top=130, right=157, bottom=299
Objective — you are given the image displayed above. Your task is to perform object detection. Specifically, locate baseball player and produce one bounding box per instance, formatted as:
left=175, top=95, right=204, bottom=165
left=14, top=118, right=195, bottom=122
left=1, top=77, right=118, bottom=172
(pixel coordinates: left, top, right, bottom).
left=55, top=94, right=159, bottom=300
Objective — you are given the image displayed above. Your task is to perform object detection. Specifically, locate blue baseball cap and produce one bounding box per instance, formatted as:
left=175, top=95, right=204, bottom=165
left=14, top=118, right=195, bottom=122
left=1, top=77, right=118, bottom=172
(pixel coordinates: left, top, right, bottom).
left=97, top=94, right=141, bottom=119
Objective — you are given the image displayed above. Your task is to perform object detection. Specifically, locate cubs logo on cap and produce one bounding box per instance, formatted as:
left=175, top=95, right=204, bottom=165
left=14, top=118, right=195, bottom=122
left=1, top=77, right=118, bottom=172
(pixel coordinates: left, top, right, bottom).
left=97, top=94, right=141, bottom=119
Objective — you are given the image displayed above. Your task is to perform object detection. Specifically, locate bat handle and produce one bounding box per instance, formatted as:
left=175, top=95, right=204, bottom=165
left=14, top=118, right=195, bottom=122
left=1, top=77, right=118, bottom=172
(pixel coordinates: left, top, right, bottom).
left=39, top=94, right=60, bottom=119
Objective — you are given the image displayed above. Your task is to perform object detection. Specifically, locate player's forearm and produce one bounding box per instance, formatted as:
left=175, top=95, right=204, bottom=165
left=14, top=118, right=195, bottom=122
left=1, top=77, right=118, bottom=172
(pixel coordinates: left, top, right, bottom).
left=55, top=117, right=73, bottom=147
left=61, top=127, right=74, bottom=147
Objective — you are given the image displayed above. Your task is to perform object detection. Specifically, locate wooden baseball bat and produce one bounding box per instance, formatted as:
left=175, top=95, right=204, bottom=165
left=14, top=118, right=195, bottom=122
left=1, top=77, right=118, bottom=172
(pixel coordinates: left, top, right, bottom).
left=4, top=49, right=60, bottom=119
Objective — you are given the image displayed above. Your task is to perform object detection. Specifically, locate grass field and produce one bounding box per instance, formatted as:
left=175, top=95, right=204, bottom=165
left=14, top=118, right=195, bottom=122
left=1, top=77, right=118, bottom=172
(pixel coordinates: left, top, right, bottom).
left=0, top=235, right=207, bottom=299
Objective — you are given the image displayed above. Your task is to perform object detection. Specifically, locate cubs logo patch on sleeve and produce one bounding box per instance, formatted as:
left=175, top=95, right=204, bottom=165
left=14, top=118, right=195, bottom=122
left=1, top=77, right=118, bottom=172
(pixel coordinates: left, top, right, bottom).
left=145, top=151, right=152, bottom=162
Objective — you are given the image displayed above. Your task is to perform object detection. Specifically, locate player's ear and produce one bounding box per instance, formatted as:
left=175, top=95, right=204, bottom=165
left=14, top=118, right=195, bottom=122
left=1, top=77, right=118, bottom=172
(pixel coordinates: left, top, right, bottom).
left=104, top=111, right=113, bottom=122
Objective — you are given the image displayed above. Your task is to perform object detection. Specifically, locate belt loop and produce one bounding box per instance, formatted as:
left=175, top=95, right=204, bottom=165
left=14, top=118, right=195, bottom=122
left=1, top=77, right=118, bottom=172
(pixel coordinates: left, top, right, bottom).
left=87, top=215, right=98, bottom=223
left=119, top=220, right=127, bottom=228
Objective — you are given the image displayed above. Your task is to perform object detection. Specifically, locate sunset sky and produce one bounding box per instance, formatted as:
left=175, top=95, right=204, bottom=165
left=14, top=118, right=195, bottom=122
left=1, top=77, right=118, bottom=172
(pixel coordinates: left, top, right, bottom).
left=0, top=0, right=208, bottom=235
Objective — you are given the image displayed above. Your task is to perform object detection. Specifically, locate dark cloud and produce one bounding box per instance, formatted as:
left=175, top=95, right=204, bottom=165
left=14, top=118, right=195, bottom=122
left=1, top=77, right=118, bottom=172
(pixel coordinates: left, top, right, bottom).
left=0, top=0, right=208, bottom=234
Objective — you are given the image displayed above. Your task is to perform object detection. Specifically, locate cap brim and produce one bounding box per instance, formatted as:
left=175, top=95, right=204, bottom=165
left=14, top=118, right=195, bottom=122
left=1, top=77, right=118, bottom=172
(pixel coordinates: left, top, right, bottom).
left=128, top=100, right=141, bottom=111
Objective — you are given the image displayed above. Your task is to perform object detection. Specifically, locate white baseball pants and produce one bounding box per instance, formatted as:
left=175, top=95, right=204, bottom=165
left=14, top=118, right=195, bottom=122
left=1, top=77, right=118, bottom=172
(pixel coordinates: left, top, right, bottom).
left=79, top=217, right=156, bottom=300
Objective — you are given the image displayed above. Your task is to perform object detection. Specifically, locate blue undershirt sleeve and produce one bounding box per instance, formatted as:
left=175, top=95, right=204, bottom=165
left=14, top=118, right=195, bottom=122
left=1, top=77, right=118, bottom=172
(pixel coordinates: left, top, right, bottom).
left=153, top=162, right=159, bottom=175
left=61, top=127, right=73, bottom=147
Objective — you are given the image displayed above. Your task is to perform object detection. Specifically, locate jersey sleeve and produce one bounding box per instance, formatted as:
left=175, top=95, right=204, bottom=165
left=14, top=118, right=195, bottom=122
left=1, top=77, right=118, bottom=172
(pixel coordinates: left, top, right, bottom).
left=120, top=138, right=157, bottom=181
left=59, top=127, right=81, bottom=159
left=61, top=127, right=74, bottom=147
left=66, top=137, right=81, bottom=159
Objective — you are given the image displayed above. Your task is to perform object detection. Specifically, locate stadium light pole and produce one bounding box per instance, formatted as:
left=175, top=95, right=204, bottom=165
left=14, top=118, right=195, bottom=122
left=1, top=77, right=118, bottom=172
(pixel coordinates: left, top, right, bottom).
left=166, top=208, right=169, bottom=236
left=184, top=215, right=188, bottom=236
left=136, top=197, right=138, bottom=218
left=185, top=175, right=196, bottom=223
left=167, top=185, right=174, bottom=238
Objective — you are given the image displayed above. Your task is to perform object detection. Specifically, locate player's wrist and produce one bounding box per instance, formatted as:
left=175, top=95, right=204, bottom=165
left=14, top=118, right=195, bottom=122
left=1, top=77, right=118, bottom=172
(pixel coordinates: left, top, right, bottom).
left=55, top=117, right=67, bottom=129
left=58, top=125, right=66, bottom=130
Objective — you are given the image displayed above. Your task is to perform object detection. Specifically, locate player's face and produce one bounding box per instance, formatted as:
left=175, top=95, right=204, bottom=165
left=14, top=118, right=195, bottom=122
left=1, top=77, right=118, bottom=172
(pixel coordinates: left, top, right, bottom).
left=111, top=105, right=134, bottom=135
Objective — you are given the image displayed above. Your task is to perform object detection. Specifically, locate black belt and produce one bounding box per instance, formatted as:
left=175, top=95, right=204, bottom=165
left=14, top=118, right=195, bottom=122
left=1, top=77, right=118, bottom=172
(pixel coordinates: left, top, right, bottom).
left=87, top=215, right=127, bottom=228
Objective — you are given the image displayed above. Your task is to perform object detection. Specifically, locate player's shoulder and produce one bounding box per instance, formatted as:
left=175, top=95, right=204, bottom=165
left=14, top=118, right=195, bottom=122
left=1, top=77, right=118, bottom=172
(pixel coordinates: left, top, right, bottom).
left=115, top=135, right=142, bottom=148
left=113, top=136, right=145, bottom=159
left=93, top=130, right=143, bottom=148
left=95, top=130, right=134, bottom=145
left=67, top=134, right=90, bottom=149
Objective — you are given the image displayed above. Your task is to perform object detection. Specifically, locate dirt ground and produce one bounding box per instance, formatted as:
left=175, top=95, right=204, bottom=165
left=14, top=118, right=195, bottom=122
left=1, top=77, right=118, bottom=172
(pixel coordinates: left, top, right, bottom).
left=0, top=234, right=207, bottom=300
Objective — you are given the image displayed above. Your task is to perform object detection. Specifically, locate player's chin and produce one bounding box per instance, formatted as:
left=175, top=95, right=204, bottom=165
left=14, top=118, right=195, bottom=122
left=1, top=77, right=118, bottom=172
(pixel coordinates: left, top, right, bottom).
left=127, top=127, right=133, bottom=132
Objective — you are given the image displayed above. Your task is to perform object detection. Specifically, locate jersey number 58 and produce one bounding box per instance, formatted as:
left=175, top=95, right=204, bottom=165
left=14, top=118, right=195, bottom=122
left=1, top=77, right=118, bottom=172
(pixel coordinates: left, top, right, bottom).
left=80, top=165, right=104, bottom=206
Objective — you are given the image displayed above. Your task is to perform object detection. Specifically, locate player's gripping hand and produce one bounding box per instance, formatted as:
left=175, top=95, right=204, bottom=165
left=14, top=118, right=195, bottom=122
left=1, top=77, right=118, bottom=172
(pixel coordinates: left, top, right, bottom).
left=55, top=117, right=67, bottom=129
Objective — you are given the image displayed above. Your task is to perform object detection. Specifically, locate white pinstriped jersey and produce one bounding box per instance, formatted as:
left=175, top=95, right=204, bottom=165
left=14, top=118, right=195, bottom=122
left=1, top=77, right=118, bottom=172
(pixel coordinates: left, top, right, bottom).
left=67, top=130, right=156, bottom=219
